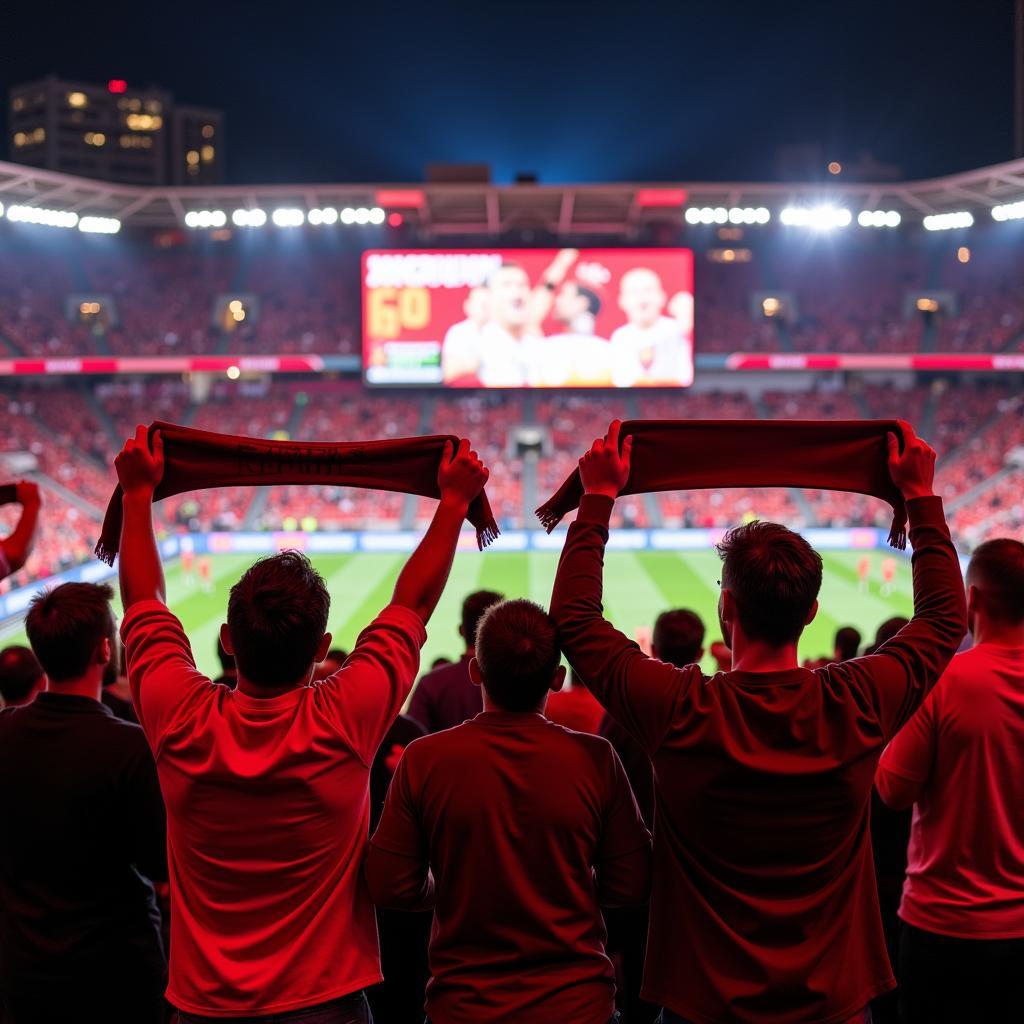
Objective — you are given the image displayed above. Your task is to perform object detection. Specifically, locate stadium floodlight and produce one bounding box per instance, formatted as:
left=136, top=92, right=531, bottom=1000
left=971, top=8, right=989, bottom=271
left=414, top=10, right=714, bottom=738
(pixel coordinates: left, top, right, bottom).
left=857, top=210, right=901, bottom=228
left=727, top=207, right=772, bottom=225
left=684, top=207, right=701, bottom=224
left=232, top=208, right=267, bottom=227
left=308, top=208, right=324, bottom=225
left=6, top=205, right=79, bottom=228
left=320, top=207, right=339, bottom=225
left=340, top=207, right=356, bottom=224
left=922, top=211, right=973, bottom=231
left=271, top=207, right=305, bottom=227
left=992, top=200, right=1024, bottom=222
left=354, top=207, right=371, bottom=225
left=184, top=209, right=226, bottom=229
left=368, top=207, right=385, bottom=225
left=0, top=201, right=4, bottom=219
left=780, top=206, right=852, bottom=229
left=78, top=216, right=121, bottom=234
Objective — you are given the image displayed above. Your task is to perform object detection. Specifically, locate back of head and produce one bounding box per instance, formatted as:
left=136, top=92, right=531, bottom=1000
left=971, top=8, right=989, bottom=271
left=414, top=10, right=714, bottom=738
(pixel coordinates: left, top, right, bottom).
left=25, top=582, right=116, bottom=683
left=227, top=551, right=330, bottom=687
left=872, top=616, right=909, bottom=653
left=967, top=538, right=1024, bottom=625
left=0, top=645, right=44, bottom=705
left=461, top=589, right=503, bottom=649
left=716, top=521, right=823, bottom=646
left=475, top=599, right=561, bottom=712
left=834, top=626, right=862, bottom=662
left=652, top=609, right=705, bottom=667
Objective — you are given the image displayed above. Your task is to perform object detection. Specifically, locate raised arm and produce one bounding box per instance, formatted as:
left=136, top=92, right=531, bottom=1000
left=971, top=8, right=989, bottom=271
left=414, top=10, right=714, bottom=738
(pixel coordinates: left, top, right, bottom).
left=391, top=438, right=488, bottom=626
left=115, top=426, right=167, bottom=610
left=550, top=421, right=689, bottom=752
left=840, top=426, right=967, bottom=737
left=0, top=481, right=42, bottom=576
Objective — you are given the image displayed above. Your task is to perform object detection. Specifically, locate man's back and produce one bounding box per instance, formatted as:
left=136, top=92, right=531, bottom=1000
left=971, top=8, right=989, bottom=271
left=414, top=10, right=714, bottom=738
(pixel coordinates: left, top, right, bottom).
left=123, top=599, right=425, bottom=1016
left=0, top=693, right=165, bottom=992
left=878, top=643, right=1024, bottom=936
left=371, top=712, right=649, bottom=1024
left=408, top=656, right=481, bottom=733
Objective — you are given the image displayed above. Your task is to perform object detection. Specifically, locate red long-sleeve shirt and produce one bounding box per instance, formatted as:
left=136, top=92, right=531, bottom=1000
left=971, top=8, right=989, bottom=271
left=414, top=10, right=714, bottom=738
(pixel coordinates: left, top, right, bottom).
left=550, top=494, right=966, bottom=1024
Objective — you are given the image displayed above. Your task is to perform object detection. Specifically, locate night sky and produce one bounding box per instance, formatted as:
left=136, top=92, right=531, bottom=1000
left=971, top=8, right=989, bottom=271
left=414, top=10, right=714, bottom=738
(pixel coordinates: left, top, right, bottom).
left=2, top=0, right=1015, bottom=185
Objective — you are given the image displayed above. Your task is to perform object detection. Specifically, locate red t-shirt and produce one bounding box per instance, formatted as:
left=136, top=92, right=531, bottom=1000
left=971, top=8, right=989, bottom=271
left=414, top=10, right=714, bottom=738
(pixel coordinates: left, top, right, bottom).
left=545, top=685, right=605, bottom=734
left=551, top=494, right=966, bottom=1024
left=367, top=711, right=652, bottom=1024
left=122, top=600, right=426, bottom=1017
left=876, top=643, right=1024, bottom=938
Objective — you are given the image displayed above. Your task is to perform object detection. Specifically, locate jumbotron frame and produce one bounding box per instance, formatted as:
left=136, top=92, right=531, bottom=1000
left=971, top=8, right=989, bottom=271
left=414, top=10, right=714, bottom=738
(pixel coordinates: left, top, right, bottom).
left=2, top=157, right=1024, bottom=234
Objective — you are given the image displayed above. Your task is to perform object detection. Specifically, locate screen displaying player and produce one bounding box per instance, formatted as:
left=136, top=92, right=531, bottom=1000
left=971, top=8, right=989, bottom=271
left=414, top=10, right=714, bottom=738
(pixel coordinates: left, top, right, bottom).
left=363, top=248, right=694, bottom=388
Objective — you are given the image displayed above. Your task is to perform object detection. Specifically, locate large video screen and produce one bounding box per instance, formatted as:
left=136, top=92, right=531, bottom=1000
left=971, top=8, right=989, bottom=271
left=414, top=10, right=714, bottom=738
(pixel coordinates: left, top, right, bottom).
left=362, top=248, right=694, bottom=387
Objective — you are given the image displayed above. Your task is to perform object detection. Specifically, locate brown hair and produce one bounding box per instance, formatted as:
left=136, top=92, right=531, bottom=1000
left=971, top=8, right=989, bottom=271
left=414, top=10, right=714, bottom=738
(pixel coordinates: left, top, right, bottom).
left=716, top=521, right=823, bottom=646
left=227, top=551, right=330, bottom=687
left=25, top=582, right=116, bottom=682
left=475, top=599, right=561, bottom=712
left=968, top=538, right=1024, bottom=624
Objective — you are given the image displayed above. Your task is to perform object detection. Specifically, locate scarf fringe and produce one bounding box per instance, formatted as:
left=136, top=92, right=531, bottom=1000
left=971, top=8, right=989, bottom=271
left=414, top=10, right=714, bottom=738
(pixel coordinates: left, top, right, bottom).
left=887, top=517, right=908, bottom=551
left=534, top=502, right=561, bottom=534
left=477, top=521, right=501, bottom=550
left=95, top=540, right=116, bottom=567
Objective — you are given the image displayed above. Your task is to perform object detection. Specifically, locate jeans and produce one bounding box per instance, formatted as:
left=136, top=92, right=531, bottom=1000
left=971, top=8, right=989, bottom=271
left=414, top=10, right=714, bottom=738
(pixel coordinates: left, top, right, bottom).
left=178, top=991, right=372, bottom=1024
left=899, top=921, right=1024, bottom=1024
left=658, top=1007, right=872, bottom=1023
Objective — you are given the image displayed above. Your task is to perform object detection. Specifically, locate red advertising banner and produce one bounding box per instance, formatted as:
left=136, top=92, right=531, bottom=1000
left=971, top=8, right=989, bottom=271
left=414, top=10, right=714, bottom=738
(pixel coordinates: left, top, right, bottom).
left=361, top=248, right=695, bottom=388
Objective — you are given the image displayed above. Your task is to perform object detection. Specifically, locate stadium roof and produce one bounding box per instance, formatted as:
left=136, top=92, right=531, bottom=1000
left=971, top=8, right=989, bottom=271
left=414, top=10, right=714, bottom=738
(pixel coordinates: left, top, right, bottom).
left=3, top=157, right=1024, bottom=235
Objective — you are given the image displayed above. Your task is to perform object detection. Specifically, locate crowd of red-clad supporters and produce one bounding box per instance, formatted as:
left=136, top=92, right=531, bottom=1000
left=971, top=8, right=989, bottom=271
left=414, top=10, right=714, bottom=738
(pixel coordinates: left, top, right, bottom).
left=2, top=418, right=1022, bottom=1024
left=4, top=234, right=1024, bottom=358
left=2, top=379, right=1023, bottom=590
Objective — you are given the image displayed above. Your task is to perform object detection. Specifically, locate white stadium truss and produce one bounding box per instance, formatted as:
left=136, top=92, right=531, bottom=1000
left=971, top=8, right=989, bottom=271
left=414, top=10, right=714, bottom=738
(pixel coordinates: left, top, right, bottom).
left=3, top=157, right=1024, bottom=234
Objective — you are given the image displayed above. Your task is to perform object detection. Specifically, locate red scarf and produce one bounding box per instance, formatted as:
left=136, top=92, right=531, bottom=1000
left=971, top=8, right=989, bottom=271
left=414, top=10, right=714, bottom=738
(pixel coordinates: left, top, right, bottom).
left=536, top=419, right=910, bottom=548
left=96, top=421, right=499, bottom=564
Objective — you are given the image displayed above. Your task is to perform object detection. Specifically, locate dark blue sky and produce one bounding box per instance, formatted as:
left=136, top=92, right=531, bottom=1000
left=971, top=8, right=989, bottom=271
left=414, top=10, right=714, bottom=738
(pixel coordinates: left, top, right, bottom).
left=3, top=0, right=1015, bottom=184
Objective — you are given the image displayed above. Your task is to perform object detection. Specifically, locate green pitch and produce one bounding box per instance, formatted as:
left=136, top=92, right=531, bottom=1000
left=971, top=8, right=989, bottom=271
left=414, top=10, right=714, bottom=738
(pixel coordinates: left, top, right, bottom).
left=6, top=549, right=913, bottom=679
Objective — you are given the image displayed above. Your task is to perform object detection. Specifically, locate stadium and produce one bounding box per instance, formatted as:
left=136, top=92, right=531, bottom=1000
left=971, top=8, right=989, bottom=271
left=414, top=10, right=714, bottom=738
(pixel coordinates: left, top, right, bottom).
left=2, top=153, right=1022, bottom=672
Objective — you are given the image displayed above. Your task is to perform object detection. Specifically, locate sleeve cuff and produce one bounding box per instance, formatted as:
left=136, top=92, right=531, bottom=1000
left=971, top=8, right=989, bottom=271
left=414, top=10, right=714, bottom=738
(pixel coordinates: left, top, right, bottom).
left=120, top=598, right=176, bottom=641
left=377, top=604, right=428, bottom=647
left=577, top=494, right=615, bottom=527
left=905, top=494, right=946, bottom=527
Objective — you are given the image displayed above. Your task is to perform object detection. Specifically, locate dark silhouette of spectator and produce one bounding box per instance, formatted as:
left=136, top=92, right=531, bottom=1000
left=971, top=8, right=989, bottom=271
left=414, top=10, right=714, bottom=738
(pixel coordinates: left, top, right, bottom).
left=368, top=599, right=651, bottom=1024
left=834, top=625, right=862, bottom=662
left=407, top=589, right=502, bottom=732
left=0, top=645, right=44, bottom=709
left=0, top=582, right=166, bottom=1024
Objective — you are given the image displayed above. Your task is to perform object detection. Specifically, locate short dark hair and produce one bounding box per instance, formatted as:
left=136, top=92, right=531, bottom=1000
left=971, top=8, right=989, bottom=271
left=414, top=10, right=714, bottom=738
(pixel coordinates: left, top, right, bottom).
left=475, top=599, right=561, bottom=712
left=327, top=647, right=348, bottom=664
left=576, top=284, right=602, bottom=316
left=968, top=538, right=1024, bottom=624
left=716, top=521, right=823, bottom=646
left=0, top=645, right=44, bottom=704
left=461, top=589, right=503, bottom=648
left=227, top=551, right=330, bottom=687
left=25, top=582, right=117, bottom=683
left=834, top=626, right=862, bottom=662
left=873, top=616, right=909, bottom=651
left=652, top=609, right=705, bottom=667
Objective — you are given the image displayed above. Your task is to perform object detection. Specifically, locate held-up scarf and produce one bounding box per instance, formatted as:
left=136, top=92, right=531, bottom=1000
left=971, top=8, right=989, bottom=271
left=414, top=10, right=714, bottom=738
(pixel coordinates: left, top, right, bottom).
left=96, top=421, right=500, bottom=564
left=0, top=484, right=17, bottom=506
left=536, top=419, right=910, bottom=549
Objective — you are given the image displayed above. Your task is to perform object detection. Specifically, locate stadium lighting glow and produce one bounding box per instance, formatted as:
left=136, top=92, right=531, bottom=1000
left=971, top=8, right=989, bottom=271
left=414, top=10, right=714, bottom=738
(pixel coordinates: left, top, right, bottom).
left=6, top=205, right=79, bottom=228
left=779, top=206, right=852, bottom=229
left=857, top=210, right=901, bottom=228
left=727, top=207, right=771, bottom=225
left=78, top=216, right=121, bottom=234
left=368, top=207, right=385, bottom=225
left=685, top=207, right=730, bottom=225
left=922, top=211, right=973, bottom=231
left=354, top=208, right=371, bottom=225
left=340, top=207, right=356, bottom=224
left=0, top=201, right=4, bottom=219
left=307, top=207, right=339, bottom=226
left=184, top=210, right=226, bottom=229
left=992, top=200, right=1024, bottom=222
left=271, top=207, right=305, bottom=227
left=226, top=365, right=241, bottom=380
left=232, top=208, right=267, bottom=227
left=108, top=79, right=128, bottom=94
